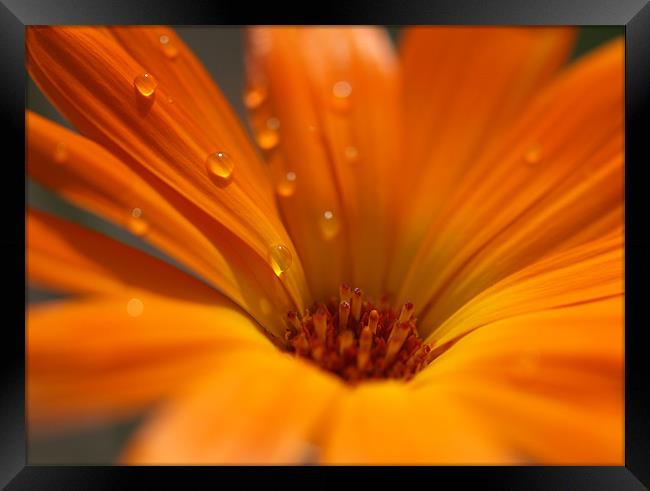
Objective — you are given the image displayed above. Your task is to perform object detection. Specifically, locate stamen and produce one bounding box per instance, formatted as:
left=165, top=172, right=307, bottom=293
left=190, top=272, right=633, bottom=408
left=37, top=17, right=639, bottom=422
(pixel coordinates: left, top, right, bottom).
left=313, top=307, right=328, bottom=343
left=338, top=301, right=350, bottom=332
left=367, top=309, right=379, bottom=335
left=287, top=310, right=302, bottom=331
left=285, top=283, right=435, bottom=383
left=385, top=321, right=410, bottom=366
left=351, top=287, right=363, bottom=321
left=398, top=302, right=414, bottom=323
left=340, top=283, right=352, bottom=304
left=357, top=325, right=373, bottom=370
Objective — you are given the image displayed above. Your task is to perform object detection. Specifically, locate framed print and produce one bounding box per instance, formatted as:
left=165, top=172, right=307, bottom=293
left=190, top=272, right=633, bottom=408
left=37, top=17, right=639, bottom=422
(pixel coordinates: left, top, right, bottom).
left=2, top=0, right=649, bottom=488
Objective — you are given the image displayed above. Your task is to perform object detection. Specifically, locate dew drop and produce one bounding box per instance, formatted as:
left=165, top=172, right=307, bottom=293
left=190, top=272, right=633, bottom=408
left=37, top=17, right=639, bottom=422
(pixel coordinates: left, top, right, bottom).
left=127, top=297, right=144, bottom=317
left=523, top=145, right=541, bottom=165
left=266, top=117, right=280, bottom=130
left=256, top=128, right=279, bottom=150
left=53, top=142, right=68, bottom=164
left=259, top=297, right=272, bottom=315
left=206, top=151, right=235, bottom=185
left=320, top=210, right=340, bottom=240
left=127, top=209, right=149, bottom=237
left=276, top=171, right=297, bottom=197
left=269, top=244, right=292, bottom=277
left=331, top=81, right=352, bottom=112
left=159, top=34, right=178, bottom=59
left=134, top=73, right=157, bottom=98
left=344, top=146, right=358, bottom=162
left=244, top=86, right=267, bottom=109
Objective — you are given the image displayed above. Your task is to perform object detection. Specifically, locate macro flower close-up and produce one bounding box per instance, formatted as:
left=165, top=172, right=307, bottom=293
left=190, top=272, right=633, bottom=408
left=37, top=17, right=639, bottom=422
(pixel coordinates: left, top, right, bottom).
left=26, top=25, right=623, bottom=464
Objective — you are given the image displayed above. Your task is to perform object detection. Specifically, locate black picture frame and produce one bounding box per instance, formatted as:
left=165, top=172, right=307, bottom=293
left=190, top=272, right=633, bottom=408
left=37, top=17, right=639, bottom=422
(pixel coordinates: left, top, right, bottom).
left=2, top=0, right=649, bottom=488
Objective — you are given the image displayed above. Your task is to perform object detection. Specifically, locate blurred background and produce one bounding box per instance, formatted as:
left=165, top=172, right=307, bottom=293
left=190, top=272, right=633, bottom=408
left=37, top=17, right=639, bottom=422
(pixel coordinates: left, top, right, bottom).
left=27, top=25, right=623, bottom=463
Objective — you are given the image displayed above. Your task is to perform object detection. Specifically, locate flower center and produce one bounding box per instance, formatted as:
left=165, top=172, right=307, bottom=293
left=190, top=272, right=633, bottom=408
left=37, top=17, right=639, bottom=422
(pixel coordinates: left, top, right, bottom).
left=282, top=284, right=435, bottom=383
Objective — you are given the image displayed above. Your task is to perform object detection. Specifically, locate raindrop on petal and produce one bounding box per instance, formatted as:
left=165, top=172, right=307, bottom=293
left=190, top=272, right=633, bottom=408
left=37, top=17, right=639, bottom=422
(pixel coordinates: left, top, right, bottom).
left=127, top=297, right=144, bottom=317
left=276, top=171, right=297, bottom=197
left=320, top=210, right=340, bottom=240
left=331, top=81, right=352, bottom=112
left=256, top=128, right=279, bottom=150
left=269, top=244, right=292, bottom=277
left=159, top=34, right=178, bottom=59
left=244, top=86, right=267, bottom=109
left=523, top=145, right=542, bottom=165
left=134, top=73, right=157, bottom=97
left=206, top=151, right=235, bottom=185
left=344, top=146, right=358, bottom=162
left=127, top=209, right=149, bottom=237
left=53, top=142, right=68, bottom=164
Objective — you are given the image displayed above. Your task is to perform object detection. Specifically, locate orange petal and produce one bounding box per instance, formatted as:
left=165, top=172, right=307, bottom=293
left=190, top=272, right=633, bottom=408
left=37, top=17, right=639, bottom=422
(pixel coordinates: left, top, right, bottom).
left=26, top=26, right=309, bottom=313
left=399, top=38, right=623, bottom=329
left=27, top=112, right=295, bottom=332
left=322, top=382, right=516, bottom=464
left=28, top=294, right=273, bottom=431
left=423, top=231, right=622, bottom=343
left=245, top=27, right=400, bottom=299
left=28, top=208, right=221, bottom=303
left=389, top=27, right=576, bottom=288
left=107, top=26, right=264, bottom=197
left=412, top=296, right=623, bottom=464
left=122, top=351, right=345, bottom=464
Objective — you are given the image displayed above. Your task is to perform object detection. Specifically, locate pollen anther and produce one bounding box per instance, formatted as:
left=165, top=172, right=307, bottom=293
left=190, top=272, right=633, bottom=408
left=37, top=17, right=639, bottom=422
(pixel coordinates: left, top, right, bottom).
left=285, top=284, right=433, bottom=383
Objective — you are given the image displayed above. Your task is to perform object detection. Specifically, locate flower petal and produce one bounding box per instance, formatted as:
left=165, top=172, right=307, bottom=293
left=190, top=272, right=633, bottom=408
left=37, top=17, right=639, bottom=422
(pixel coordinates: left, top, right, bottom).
left=412, top=296, right=623, bottom=464
left=245, top=27, right=400, bottom=299
left=122, top=351, right=345, bottom=464
left=28, top=208, right=220, bottom=303
left=423, top=231, right=622, bottom=345
left=321, top=382, right=516, bottom=464
left=389, top=27, right=576, bottom=288
left=28, top=294, right=273, bottom=431
left=398, top=38, right=623, bottom=330
left=26, top=26, right=309, bottom=313
left=27, top=112, right=295, bottom=332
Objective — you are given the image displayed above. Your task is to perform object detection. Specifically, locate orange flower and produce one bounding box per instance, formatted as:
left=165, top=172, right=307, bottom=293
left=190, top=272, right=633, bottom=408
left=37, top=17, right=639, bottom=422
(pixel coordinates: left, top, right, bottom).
left=26, top=26, right=623, bottom=464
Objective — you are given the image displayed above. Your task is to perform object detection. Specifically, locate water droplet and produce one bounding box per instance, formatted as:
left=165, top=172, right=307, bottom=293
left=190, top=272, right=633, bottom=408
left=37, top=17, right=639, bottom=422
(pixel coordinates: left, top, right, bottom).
left=134, top=73, right=157, bottom=97
left=276, top=171, right=297, bottom=197
left=523, top=145, right=541, bottom=165
left=256, top=128, right=279, bottom=150
left=159, top=34, right=178, bottom=59
left=53, top=142, right=68, bottom=164
left=344, top=146, right=358, bottom=162
left=320, top=210, right=340, bottom=240
left=206, top=152, right=234, bottom=185
left=331, top=81, right=352, bottom=112
left=259, top=297, right=272, bottom=315
left=266, top=117, right=280, bottom=130
left=127, top=210, right=149, bottom=236
left=269, top=244, right=292, bottom=277
left=244, top=86, right=267, bottom=109
left=127, top=297, right=144, bottom=317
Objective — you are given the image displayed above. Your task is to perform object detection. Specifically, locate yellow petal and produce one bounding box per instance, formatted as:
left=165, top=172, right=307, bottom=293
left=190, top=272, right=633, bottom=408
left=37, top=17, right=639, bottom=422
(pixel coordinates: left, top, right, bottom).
left=28, top=208, right=220, bottom=303
left=399, top=38, right=623, bottom=329
left=425, top=230, right=622, bottom=343
left=413, top=296, right=623, bottom=464
left=122, top=351, right=345, bottom=464
left=27, top=112, right=295, bottom=332
left=28, top=294, right=273, bottom=431
left=322, top=382, right=516, bottom=464
left=389, top=26, right=576, bottom=290
left=245, top=27, right=400, bottom=299
left=27, top=26, right=309, bottom=313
